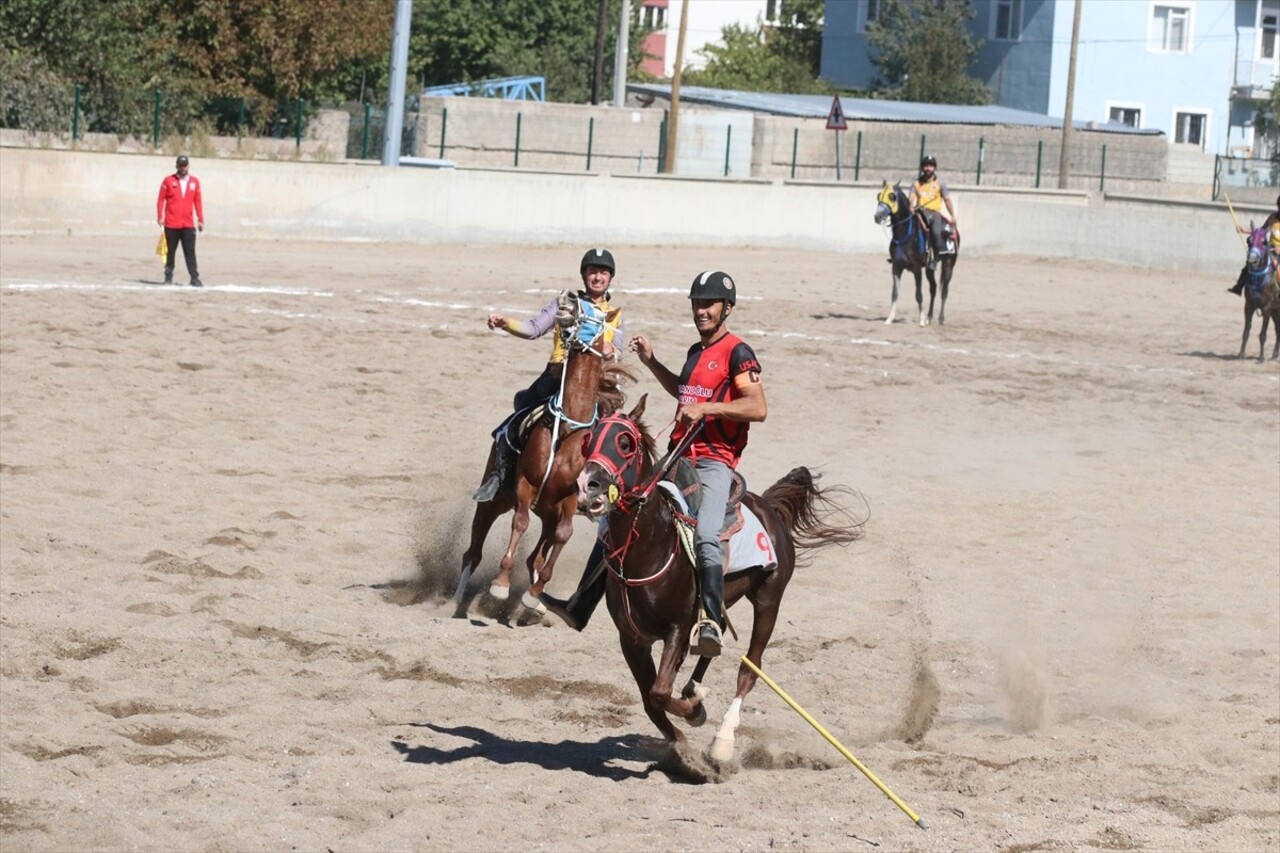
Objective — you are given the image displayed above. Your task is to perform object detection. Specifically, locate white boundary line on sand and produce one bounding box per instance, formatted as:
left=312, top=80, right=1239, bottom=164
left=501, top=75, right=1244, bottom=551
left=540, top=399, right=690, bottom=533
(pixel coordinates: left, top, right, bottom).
left=3, top=280, right=1276, bottom=382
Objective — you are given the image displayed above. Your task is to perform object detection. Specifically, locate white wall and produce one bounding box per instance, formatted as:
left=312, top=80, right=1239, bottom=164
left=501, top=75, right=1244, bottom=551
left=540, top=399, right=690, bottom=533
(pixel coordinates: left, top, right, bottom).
left=0, top=147, right=1255, bottom=274
left=664, top=0, right=770, bottom=77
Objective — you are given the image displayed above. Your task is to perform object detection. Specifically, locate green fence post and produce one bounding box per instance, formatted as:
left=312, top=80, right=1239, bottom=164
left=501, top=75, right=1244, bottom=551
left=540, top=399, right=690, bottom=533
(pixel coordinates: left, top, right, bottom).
left=72, top=84, right=81, bottom=140
left=152, top=89, right=161, bottom=147
left=1035, top=139, right=1043, bottom=188
left=658, top=118, right=667, bottom=172
left=237, top=98, right=246, bottom=145
left=1213, top=154, right=1221, bottom=201
left=835, top=130, right=842, bottom=181
left=724, top=125, right=732, bottom=177
left=439, top=106, right=448, bottom=158
left=855, top=130, right=862, bottom=181
left=295, top=99, right=304, bottom=148
left=361, top=103, right=371, bottom=159
left=514, top=111, right=522, bottom=167
left=1099, top=143, right=1107, bottom=192
left=790, top=127, right=798, bottom=179
left=587, top=116, right=595, bottom=171
left=976, top=137, right=984, bottom=185
left=919, top=134, right=926, bottom=163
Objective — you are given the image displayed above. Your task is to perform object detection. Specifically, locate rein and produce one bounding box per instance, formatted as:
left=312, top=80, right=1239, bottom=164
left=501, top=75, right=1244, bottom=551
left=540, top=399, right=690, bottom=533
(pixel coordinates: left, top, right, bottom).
left=531, top=299, right=610, bottom=505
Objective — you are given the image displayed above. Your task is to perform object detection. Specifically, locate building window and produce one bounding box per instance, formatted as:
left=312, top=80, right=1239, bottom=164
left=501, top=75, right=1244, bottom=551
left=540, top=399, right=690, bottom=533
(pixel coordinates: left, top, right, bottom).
left=640, top=3, right=666, bottom=31
left=1261, top=0, right=1279, bottom=60
left=766, top=0, right=778, bottom=23
left=1175, top=111, right=1207, bottom=147
left=1109, top=106, right=1142, bottom=128
left=993, top=0, right=1022, bottom=41
left=1151, top=5, right=1190, bottom=53
left=860, top=0, right=882, bottom=33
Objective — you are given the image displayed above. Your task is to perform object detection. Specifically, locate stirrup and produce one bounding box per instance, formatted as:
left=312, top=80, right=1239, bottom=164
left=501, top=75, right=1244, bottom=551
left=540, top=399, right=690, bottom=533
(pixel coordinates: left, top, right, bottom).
left=690, top=620, right=722, bottom=658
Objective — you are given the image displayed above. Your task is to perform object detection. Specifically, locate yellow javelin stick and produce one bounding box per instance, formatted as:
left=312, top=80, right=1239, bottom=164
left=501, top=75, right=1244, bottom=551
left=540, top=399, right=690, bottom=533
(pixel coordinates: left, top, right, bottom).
left=739, top=656, right=927, bottom=830
left=1223, top=192, right=1249, bottom=249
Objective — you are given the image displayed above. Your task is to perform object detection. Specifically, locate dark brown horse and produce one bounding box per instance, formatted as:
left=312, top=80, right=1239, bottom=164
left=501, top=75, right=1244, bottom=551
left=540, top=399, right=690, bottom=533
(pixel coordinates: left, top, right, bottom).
left=1234, top=227, right=1280, bottom=361
left=573, top=397, right=865, bottom=761
left=874, top=182, right=959, bottom=326
left=453, top=295, right=633, bottom=613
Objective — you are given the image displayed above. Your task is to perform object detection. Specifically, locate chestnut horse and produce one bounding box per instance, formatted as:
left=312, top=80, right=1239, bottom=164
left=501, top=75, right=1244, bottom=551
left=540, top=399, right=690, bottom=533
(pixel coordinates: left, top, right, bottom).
left=574, top=397, right=865, bottom=762
left=1234, top=227, right=1280, bottom=361
left=874, top=181, right=959, bottom=326
left=454, top=295, right=632, bottom=613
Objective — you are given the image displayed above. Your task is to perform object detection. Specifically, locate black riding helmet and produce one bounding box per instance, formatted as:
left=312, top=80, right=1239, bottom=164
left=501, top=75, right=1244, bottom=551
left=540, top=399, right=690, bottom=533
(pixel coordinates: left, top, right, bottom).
left=688, top=270, right=737, bottom=306
left=920, top=155, right=937, bottom=169
left=580, top=247, right=616, bottom=275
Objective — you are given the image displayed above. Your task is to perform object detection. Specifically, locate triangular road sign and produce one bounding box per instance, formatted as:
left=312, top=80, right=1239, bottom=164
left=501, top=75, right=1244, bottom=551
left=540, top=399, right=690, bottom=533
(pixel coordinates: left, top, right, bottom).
left=826, top=95, right=848, bottom=131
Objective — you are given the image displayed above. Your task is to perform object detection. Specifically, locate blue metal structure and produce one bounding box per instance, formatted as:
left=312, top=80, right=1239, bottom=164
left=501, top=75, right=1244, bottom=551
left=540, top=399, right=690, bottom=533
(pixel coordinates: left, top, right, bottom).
left=421, top=76, right=545, bottom=101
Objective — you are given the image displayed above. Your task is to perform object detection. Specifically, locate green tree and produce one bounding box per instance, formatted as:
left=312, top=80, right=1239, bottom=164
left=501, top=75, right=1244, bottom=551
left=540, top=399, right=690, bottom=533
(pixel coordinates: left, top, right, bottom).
left=683, top=0, right=830, bottom=94
left=865, top=0, right=990, bottom=105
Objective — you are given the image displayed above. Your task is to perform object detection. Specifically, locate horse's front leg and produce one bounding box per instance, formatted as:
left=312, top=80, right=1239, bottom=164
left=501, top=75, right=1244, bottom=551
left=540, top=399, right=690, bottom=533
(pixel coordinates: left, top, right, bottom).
left=886, top=266, right=902, bottom=324
left=1239, top=301, right=1255, bottom=358
left=924, top=266, right=939, bottom=325
left=1259, top=312, right=1272, bottom=363
left=652, top=624, right=704, bottom=725
left=490, top=480, right=535, bottom=600
left=619, top=638, right=683, bottom=743
left=937, top=260, right=953, bottom=326
left=1271, top=311, right=1280, bottom=360
left=521, top=497, right=575, bottom=610
left=914, top=268, right=928, bottom=326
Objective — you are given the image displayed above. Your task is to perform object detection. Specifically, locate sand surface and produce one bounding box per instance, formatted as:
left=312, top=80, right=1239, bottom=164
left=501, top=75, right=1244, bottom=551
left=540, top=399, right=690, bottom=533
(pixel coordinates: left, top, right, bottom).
left=1, top=233, right=1277, bottom=851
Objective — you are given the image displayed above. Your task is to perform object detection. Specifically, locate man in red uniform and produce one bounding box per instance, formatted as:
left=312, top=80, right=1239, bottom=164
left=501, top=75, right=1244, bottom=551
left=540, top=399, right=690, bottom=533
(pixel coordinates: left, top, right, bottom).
left=542, top=270, right=767, bottom=657
left=156, top=155, right=204, bottom=287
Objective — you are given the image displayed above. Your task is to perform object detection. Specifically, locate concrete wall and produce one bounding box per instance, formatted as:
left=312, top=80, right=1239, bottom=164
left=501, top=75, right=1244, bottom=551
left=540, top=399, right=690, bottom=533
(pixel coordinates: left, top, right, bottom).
left=0, top=147, right=1259, bottom=274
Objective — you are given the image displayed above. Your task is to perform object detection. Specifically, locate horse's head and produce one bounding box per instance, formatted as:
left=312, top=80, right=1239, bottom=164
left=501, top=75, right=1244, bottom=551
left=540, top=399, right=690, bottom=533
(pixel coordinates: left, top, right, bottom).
left=557, top=291, right=621, bottom=358
left=1248, top=226, right=1270, bottom=272
left=576, top=395, right=651, bottom=518
left=874, top=181, right=906, bottom=226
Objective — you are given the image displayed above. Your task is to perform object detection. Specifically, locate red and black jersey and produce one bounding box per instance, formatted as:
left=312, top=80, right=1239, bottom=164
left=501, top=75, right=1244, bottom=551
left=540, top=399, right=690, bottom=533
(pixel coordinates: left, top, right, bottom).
left=670, top=332, right=762, bottom=468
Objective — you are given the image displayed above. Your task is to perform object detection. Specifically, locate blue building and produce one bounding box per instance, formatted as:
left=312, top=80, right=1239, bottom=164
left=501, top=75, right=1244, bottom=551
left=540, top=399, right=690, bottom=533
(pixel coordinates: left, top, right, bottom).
left=821, top=0, right=1279, bottom=155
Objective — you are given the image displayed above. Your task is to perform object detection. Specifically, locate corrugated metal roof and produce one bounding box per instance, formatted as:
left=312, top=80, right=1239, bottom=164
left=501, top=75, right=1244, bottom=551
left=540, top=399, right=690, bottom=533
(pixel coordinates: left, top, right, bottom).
left=626, top=84, right=1162, bottom=135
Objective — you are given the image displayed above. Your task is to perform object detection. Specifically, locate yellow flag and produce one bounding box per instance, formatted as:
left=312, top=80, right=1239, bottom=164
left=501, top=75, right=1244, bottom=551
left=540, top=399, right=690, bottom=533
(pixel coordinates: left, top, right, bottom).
left=155, top=230, right=167, bottom=262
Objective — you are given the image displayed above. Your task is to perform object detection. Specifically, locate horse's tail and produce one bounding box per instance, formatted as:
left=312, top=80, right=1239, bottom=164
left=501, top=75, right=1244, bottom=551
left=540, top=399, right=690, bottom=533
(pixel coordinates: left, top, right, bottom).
left=761, top=467, right=866, bottom=564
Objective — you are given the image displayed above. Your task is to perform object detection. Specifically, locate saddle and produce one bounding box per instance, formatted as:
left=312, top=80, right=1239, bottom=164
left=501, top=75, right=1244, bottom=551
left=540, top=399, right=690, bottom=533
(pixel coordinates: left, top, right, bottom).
left=493, top=402, right=550, bottom=450
left=664, top=455, right=747, bottom=539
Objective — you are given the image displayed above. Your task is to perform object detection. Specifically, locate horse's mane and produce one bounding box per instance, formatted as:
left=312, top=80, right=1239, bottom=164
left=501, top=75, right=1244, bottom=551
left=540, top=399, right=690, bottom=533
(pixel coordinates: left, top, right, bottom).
left=597, top=364, right=637, bottom=416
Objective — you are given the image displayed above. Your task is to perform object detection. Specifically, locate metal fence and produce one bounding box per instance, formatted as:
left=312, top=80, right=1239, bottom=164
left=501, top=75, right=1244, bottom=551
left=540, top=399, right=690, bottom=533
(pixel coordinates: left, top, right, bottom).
left=3, top=84, right=315, bottom=147
left=1213, top=155, right=1280, bottom=203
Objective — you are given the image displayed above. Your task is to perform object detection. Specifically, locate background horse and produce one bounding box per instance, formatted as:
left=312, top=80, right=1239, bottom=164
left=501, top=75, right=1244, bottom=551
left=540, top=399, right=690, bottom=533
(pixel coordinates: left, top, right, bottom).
left=874, top=182, right=959, bottom=326
left=454, top=296, right=633, bottom=613
left=1234, top=227, right=1280, bottom=361
left=574, top=397, right=865, bottom=764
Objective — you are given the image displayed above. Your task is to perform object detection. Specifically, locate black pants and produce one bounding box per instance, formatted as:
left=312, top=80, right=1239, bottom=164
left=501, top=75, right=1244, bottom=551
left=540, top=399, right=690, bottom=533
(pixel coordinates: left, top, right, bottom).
left=164, top=227, right=198, bottom=279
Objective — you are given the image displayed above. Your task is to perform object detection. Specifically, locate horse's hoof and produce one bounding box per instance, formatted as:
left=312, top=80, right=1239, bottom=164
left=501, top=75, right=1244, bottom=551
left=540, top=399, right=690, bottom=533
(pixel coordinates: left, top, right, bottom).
left=689, top=703, right=707, bottom=728
left=488, top=583, right=510, bottom=601
left=520, top=590, right=546, bottom=613
left=709, top=733, right=735, bottom=763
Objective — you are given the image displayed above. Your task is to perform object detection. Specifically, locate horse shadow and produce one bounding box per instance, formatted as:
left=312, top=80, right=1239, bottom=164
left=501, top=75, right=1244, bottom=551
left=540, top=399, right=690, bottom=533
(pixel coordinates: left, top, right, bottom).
left=1178, top=350, right=1258, bottom=362
left=391, top=722, right=658, bottom=781
left=810, top=310, right=888, bottom=324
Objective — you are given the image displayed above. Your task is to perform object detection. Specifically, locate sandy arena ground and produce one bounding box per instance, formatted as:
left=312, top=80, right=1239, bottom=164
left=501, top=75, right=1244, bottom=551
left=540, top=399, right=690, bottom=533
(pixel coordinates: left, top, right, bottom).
left=1, top=233, right=1277, bottom=851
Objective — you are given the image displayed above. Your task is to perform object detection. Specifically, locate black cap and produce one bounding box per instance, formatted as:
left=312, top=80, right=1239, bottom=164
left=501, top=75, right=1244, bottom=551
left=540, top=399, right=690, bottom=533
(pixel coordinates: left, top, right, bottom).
left=580, top=247, right=615, bottom=275
left=176, top=155, right=189, bottom=166
left=688, top=270, right=737, bottom=306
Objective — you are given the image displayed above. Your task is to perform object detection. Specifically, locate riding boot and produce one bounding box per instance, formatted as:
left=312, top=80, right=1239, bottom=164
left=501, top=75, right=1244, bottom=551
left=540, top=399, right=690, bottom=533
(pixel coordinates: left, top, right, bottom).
left=539, top=542, right=607, bottom=631
left=473, top=436, right=517, bottom=502
left=691, top=559, right=725, bottom=657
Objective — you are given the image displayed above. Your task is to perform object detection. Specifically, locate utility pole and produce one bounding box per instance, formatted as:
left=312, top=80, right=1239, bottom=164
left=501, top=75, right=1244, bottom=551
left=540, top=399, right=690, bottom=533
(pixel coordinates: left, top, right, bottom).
left=664, top=0, right=691, bottom=174
left=381, top=0, right=413, bottom=166
left=591, top=0, right=608, bottom=104
left=1058, top=0, right=1082, bottom=189
left=612, top=0, right=631, bottom=107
